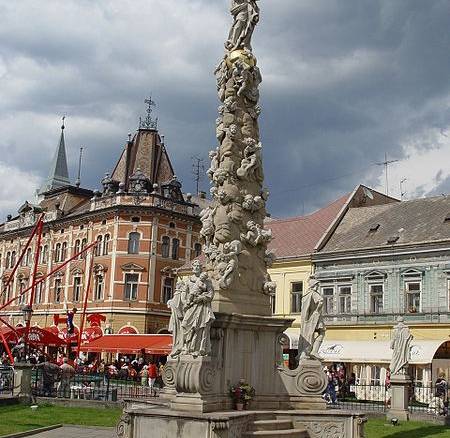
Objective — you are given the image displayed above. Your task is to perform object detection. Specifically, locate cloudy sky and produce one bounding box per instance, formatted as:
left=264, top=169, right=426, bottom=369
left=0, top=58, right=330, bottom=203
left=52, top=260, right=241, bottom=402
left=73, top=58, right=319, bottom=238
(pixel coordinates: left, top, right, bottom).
left=1, top=0, right=449, bottom=219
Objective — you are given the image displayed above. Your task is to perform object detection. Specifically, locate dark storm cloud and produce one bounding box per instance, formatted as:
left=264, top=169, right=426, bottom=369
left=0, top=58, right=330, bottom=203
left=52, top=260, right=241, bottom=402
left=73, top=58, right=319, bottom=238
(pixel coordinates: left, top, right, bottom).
left=0, top=0, right=449, bottom=218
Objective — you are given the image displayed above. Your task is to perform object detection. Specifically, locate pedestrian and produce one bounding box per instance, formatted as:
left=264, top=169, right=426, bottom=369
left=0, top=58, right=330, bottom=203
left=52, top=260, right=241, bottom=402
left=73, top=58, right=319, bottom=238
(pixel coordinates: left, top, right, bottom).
left=57, top=357, right=75, bottom=398
left=36, top=358, right=60, bottom=397
left=148, top=361, right=158, bottom=396
left=140, top=365, right=149, bottom=387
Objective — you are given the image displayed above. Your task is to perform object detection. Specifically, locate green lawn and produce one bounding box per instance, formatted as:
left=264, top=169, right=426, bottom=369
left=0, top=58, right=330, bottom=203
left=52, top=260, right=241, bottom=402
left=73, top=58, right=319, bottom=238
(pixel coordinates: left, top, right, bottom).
left=366, top=417, right=450, bottom=438
left=0, top=404, right=122, bottom=436
left=0, top=406, right=449, bottom=438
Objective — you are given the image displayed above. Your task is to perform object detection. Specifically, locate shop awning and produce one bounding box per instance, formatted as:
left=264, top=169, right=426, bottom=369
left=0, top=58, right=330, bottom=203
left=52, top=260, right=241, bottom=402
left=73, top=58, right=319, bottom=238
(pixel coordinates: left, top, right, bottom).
left=2, top=326, right=66, bottom=347
left=317, top=340, right=445, bottom=365
left=79, top=334, right=172, bottom=355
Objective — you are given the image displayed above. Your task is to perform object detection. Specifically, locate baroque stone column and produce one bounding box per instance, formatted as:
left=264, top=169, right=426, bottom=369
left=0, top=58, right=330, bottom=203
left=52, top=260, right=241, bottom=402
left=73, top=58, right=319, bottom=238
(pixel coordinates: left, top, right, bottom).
left=203, top=0, right=273, bottom=316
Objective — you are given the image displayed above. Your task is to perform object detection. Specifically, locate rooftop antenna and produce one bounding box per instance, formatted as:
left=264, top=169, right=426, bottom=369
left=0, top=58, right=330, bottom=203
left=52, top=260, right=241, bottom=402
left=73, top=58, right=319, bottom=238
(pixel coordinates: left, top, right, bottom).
left=192, top=156, right=205, bottom=196
left=400, top=178, right=407, bottom=200
left=75, top=147, right=83, bottom=188
left=376, top=152, right=399, bottom=196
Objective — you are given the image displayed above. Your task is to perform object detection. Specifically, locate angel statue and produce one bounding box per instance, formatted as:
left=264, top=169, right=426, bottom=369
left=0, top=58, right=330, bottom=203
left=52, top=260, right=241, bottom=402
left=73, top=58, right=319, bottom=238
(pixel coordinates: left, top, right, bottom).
left=390, top=317, right=413, bottom=375
left=226, top=0, right=260, bottom=52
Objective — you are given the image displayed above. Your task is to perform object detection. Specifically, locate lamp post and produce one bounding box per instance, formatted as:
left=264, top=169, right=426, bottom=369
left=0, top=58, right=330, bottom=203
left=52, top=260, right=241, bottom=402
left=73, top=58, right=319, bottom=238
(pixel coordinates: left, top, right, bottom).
left=21, top=304, right=33, bottom=361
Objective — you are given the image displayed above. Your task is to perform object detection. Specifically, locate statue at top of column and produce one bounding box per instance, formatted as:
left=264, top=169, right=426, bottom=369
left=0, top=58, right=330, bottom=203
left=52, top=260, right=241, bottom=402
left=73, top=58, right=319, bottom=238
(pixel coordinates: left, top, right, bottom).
left=390, top=316, right=413, bottom=375
left=297, top=278, right=326, bottom=360
left=226, top=0, right=260, bottom=52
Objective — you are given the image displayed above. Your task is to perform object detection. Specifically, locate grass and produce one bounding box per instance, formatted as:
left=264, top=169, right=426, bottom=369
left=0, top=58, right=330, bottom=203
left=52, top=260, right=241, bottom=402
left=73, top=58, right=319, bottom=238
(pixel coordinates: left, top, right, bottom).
left=0, top=406, right=449, bottom=437
left=0, top=404, right=122, bottom=436
left=366, top=417, right=450, bottom=438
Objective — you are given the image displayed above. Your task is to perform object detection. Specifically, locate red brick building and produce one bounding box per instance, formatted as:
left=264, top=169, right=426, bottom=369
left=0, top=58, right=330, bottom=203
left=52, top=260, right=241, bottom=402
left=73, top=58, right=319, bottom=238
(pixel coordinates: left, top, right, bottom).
left=0, top=114, right=202, bottom=335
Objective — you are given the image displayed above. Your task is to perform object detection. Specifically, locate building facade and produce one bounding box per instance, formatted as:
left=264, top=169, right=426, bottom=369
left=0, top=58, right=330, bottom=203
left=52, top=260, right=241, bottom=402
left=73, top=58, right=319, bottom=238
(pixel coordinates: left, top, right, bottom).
left=0, top=114, right=202, bottom=336
left=313, top=195, right=450, bottom=386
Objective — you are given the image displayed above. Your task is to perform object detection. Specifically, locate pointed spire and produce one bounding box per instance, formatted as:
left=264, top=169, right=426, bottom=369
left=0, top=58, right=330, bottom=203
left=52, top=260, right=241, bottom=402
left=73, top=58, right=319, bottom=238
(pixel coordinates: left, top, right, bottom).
left=38, top=117, right=71, bottom=194
left=139, top=96, right=158, bottom=130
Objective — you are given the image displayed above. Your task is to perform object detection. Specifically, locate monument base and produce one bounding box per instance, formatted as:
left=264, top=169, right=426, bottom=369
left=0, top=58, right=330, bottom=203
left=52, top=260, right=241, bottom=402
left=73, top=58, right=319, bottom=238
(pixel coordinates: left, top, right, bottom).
left=13, top=362, right=34, bottom=403
left=162, top=313, right=293, bottom=413
left=118, top=405, right=367, bottom=438
left=386, top=374, right=411, bottom=422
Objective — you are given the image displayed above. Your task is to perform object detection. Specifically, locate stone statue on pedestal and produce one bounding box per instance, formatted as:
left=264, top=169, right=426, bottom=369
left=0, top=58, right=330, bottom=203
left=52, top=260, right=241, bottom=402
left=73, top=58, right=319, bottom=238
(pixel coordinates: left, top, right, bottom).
left=298, top=278, right=325, bottom=360
left=389, top=316, right=413, bottom=375
left=226, top=0, right=260, bottom=52
left=167, top=281, right=187, bottom=359
left=181, top=261, right=215, bottom=358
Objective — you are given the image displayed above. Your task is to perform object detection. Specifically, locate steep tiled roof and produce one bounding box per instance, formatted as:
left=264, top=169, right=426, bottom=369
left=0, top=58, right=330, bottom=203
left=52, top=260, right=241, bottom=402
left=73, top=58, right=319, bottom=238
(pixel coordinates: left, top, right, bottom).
left=267, top=194, right=350, bottom=259
left=321, top=195, right=450, bottom=253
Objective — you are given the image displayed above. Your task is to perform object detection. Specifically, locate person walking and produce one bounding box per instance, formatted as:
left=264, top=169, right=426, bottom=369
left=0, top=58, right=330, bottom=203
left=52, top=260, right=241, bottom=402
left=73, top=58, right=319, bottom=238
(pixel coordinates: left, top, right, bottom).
left=58, top=357, right=75, bottom=398
left=140, top=365, right=149, bottom=387
left=148, top=361, right=158, bottom=396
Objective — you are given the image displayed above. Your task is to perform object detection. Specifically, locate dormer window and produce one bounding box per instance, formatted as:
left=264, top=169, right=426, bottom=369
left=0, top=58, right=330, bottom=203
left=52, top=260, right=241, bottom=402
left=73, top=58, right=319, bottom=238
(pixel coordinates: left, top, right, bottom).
left=369, top=224, right=380, bottom=232
left=445, top=213, right=450, bottom=222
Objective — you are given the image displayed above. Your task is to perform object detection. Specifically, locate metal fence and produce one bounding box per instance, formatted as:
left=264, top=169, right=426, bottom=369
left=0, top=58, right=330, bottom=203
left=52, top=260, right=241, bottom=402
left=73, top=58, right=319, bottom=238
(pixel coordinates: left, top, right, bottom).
left=32, top=369, right=162, bottom=401
left=333, top=383, right=449, bottom=416
left=0, top=365, right=14, bottom=397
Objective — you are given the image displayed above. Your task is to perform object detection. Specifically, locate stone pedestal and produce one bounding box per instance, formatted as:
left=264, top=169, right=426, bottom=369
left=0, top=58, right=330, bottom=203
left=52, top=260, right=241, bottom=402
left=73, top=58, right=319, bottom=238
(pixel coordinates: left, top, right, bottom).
left=386, top=374, right=411, bottom=421
left=13, top=362, right=33, bottom=402
left=278, top=358, right=327, bottom=410
left=162, top=313, right=293, bottom=413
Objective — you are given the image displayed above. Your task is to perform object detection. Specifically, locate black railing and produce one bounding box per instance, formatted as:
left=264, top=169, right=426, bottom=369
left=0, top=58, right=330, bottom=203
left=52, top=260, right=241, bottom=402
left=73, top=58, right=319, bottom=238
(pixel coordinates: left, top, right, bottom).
left=32, top=368, right=162, bottom=401
left=0, top=365, right=14, bottom=397
left=333, top=383, right=449, bottom=416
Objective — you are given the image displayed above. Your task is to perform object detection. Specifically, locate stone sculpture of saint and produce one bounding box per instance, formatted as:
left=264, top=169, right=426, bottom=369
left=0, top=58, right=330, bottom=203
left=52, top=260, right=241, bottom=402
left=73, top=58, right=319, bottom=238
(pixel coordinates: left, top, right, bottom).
left=181, top=261, right=215, bottom=357
left=390, top=316, right=413, bottom=375
left=167, top=281, right=187, bottom=359
left=298, top=278, right=326, bottom=360
left=226, top=0, right=260, bottom=52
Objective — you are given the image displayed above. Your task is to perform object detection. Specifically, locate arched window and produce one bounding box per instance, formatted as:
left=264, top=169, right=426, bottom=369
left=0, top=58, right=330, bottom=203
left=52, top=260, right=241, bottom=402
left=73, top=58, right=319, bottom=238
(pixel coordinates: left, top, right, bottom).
left=161, top=236, right=170, bottom=258
left=54, top=277, right=63, bottom=303
left=11, top=251, right=16, bottom=267
left=128, top=232, right=140, bottom=254
left=171, top=238, right=180, bottom=260
left=162, top=277, right=174, bottom=304
left=81, top=238, right=87, bottom=259
left=35, top=276, right=44, bottom=304
left=194, top=243, right=202, bottom=258
left=5, top=252, right=10, bottom=269
left=54, top=243, right=61, bottom=262
left=94, top=274, right=104, bottom=301
left=73, top=275, right=82, bottom=302
left=74, top=239, right=81, bottom=258
left=18, top=279, right=27, bottom=305
left=61, top=242, right=67, bottom=261
left=95, top=235, right=103, bottom=257
left=103, top=234, right=110, bottom=256
left=41, top=245, right=48, bottom=264
left=26, top=248, right=32, bottom=266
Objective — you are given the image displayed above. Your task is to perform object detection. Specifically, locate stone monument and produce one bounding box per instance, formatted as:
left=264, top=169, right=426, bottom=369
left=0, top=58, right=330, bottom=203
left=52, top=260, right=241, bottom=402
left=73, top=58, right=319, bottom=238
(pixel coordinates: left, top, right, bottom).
left=119, top=3, right=367, bottom=436
left=387, top=317, right=413, bottom=421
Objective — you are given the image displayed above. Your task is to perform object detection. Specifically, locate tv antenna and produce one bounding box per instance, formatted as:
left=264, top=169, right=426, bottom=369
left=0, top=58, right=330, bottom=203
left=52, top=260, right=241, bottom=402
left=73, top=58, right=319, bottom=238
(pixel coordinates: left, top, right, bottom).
left=192, top=156, right=205, bottom=196
left=376, top=152, right=399, bottom=196
left=400, top=178, right=407, bottom=200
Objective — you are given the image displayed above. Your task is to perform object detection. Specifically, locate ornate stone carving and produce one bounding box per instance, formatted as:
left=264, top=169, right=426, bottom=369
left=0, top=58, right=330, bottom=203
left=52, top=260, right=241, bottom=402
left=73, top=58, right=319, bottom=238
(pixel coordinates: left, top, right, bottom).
left=298, top=277, right=326, bottom=360
left=390, top=316, right=413, bottom=375
left=199, top=0, right=272, bottom=302
left=116, top=413, right=131, bottom=438
left=175, top=359, right=216, bottom=394
left=167, top=281, right=187, bottom=359
left=161, top=361, right=177, bottom=390
left=181, top=261, right=215, bottom=357
left=304, top=421, right=345, bottom=438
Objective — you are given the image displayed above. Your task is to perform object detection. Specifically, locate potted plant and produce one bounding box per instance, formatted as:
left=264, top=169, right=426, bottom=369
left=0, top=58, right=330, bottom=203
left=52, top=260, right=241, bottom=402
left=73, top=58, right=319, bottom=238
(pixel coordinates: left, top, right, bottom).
left=230, top=379, right=255, bottom=410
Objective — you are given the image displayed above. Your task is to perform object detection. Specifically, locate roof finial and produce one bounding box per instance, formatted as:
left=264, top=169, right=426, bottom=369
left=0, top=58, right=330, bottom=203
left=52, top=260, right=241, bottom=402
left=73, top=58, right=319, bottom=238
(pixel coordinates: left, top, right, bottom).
left=61, top=115, right=66, bottom=130
left=75, top=147, right=83, bottom=188
left=139, top=96, right=158, bottom=130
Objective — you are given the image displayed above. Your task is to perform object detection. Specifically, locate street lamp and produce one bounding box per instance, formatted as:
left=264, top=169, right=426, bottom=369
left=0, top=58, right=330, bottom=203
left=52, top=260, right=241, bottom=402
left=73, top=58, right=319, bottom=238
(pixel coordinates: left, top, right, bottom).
left=21, top=305, right=33, bottom=361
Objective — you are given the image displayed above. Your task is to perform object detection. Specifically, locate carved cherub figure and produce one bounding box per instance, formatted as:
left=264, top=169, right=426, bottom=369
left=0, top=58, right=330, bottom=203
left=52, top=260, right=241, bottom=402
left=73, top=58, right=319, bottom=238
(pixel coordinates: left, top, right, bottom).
left=200, top=207, right=216, bottom=245
left=217, top=240, right=242, bottom=289
left=237, top=138, right=262, bottom=180
left=207, top=149, right=219, bottom=181
left=241, top=220, right=272, bottom=246
left=242, top=193, right=264, bottom=212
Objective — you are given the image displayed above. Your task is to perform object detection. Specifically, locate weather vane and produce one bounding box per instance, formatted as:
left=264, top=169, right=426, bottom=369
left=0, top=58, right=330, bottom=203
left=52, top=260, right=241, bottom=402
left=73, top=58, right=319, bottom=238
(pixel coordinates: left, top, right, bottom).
left=139, top=96, right=158, bottom=130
